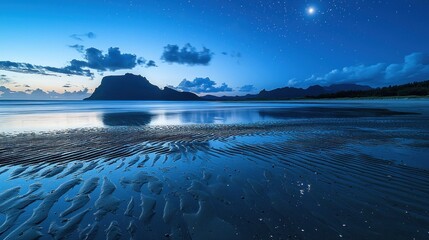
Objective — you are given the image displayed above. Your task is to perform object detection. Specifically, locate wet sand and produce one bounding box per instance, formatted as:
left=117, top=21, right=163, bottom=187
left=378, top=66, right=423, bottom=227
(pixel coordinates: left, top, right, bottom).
left=0, top=107, right=429, bottom=239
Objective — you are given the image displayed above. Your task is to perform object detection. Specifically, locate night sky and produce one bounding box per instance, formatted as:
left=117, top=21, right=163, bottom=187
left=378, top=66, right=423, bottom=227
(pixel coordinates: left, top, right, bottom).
left=1, top=0, right=428, bottom=99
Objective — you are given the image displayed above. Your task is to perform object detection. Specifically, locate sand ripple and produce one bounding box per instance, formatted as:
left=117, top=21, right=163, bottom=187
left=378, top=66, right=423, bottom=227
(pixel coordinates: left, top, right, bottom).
left=0, top=117, right=428, bottom=239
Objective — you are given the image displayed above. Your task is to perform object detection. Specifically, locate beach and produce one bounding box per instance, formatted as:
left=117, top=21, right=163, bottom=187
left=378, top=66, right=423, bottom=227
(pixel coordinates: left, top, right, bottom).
left=0, top=100, right=428, bottom=239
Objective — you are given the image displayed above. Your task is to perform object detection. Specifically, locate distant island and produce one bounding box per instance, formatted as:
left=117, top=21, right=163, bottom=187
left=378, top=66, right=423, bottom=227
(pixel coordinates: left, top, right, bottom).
left=84, top=73, right=199, bottom=100
left=85, top=73, right=429, bottom=101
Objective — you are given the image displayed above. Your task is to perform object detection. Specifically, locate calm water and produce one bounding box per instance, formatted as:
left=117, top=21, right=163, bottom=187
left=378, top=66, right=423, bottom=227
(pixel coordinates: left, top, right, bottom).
left=0, top=100, right=428, bottom=133
left=0, top=100, right=428, bottom=239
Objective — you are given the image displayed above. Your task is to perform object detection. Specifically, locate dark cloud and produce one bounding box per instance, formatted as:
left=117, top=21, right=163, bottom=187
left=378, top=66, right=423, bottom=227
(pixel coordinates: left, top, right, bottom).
left=0, top=61, right=92, bottom=77
left=0, top=61, right=49, bottom=75
left=175, top=77, right=232, bottom=93
left=70, top=32, right=96, bottom=41
left=0, top=86, right=90, bottom=100
left=303, top=52, right=429, bottom=87
left=136, top=58, right=157, bottom=68
left=238, top=84, right=256, bottom=92
left=63, top=83, right=72, bottom=88
left=161, top=44, right=213, bottom=66
left=145, top=60, right=157, bottom=68
left=69, top=44, right=85, bottom=53
left=71, top=47, right=142, bottom=71
left=45, top=65, right=93, bottom=77
left=0, top=47, right=145, bottom=78
left=0, top=74, right=11, bottom=83
left=137, top=58, right=146, bottom=65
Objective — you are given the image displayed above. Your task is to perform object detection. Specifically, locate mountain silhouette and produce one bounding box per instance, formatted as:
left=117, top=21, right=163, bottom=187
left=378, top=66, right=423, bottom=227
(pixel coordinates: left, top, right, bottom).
left=84, top=73, right=200, bottom=100
left=86, top=74, right=428, bottom=101
left=202, top=84, right=372, bottom=100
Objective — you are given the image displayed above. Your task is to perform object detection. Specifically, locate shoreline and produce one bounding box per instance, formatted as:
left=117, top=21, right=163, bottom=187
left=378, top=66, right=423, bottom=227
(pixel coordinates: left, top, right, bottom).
left=0, top=95, right=428, bottom=102
left=1, top=113, right=427, bottom=167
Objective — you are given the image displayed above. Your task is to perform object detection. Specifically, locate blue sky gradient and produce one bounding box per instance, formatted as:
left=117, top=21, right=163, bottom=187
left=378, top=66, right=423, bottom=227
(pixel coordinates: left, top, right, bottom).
left=1, top=0, right=428, bottom=98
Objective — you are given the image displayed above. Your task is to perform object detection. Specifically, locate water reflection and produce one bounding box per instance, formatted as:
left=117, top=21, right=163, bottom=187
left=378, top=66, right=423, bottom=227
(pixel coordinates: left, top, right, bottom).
left=0, top=112, right=102, bottom=133
left=258, top=107, right=416, bottom=119
left=0, top=100, right=425, bottom=133
left=174, top=109, right=260, bottom=124
left=102, top=112, right=153, bottom=126
left=100, top=107, right=416, bottom=128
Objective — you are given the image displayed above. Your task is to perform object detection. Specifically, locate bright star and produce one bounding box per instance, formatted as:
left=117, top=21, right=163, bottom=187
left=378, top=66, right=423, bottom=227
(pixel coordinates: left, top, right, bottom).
left=307, top=6, right=316, bottom=15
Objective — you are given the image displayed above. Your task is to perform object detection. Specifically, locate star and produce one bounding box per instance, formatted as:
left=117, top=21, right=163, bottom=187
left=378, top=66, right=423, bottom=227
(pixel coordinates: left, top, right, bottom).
left=307, top=6, right=316, bottom=15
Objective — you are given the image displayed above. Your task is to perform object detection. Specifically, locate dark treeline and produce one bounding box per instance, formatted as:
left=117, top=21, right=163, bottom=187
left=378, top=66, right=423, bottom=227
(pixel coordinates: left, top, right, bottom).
left=313, top=80, right=429, bottom=99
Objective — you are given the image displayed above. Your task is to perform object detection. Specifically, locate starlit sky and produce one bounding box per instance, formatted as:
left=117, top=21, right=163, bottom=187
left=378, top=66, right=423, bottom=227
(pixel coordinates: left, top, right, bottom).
left=1, top=0, right=429, bottom=99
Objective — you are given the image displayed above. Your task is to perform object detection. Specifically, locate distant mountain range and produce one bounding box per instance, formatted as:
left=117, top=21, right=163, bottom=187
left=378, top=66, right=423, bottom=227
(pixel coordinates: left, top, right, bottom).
left=202, top=83, right=372, bottom=100
left=84, top=73, right=428, bottom=101
left=314, top=80, right=429, bottom=98
left=84, top=73, right=200, bottom=100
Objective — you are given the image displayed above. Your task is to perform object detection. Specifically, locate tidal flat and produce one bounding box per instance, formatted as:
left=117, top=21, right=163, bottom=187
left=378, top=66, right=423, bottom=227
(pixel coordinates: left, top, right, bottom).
left=0, top=100, right=428, bottom=239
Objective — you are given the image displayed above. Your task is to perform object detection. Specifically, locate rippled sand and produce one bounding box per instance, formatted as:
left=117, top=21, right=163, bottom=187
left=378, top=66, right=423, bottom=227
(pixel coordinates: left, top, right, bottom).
left=0, top=114, right=429, bottom=239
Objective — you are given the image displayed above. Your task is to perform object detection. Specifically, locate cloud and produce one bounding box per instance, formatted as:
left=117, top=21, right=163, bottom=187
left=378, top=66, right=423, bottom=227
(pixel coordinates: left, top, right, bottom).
left=145, top=60, right=157, bottom=68
left=136, top=58, right=157, bottom=68
left=0, top=86, right=90, bottom=100
left=302, top=52, right=429, bottom=87
left=0, top=86, right=28, bottom=99
left=0, top=74, right=11, bottom=83
left=174, top=77, right=232, bottom=93
left=71, top=47, right=142, bottom=71
left=70, top=32, right=96, bottom=41
left=137, top=58, right=146, bottom=65
left=0, top=47, right=146, bottom=78
left=0, top=61, right=48, bottom=75
left=384, top=52, right=429, bottom=83
left=238, top=84, right=256, bottom=92
left=161, top=44, right=213, bottom=66
left=69, top=44, right=85, bottom=53
left=70, top=45, right=151, bottom=70
left=45, top=65, right=93, bottom=77
left=12, top=84, right=31, bottom=88
left=0, top=61, right=92, bottom=77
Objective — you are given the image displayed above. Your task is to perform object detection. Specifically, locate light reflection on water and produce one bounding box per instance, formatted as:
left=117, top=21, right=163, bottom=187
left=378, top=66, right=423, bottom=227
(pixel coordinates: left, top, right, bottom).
left=0, top=101, right=292, bottom=133
left=1, top=99, right=428, bottom=133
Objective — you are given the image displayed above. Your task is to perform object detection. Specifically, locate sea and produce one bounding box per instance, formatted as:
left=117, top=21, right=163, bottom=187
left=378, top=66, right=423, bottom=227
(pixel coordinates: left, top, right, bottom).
left=0, top=99, right=428, bottom=239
